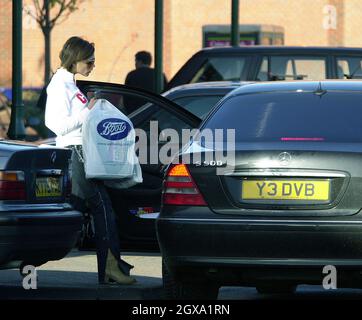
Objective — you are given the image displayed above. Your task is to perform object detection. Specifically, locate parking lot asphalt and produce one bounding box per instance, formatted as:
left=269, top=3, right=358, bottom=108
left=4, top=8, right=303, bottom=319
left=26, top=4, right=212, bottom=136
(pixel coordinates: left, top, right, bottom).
left=2, top=250, right=362, bottom=301
left=0, top=250, right=163, bottom=300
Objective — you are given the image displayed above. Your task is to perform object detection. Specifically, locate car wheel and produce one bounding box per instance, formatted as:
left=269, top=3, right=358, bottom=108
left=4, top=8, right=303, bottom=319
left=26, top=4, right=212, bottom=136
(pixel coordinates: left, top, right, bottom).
left=256, top=283, right=297, bottom=295
left=162, top=260, right=219, bottom=300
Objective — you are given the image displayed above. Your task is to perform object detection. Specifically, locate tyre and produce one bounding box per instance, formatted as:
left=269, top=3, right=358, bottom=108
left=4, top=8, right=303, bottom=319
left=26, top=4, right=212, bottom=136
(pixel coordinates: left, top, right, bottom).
left=162, top=260, right=219, bottom=300
left=256, top=283, right=297, bottom=295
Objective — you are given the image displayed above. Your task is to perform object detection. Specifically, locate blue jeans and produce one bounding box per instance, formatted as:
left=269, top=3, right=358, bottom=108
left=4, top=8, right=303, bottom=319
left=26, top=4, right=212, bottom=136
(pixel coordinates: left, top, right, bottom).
left=70, top=146, right=133, bottom=283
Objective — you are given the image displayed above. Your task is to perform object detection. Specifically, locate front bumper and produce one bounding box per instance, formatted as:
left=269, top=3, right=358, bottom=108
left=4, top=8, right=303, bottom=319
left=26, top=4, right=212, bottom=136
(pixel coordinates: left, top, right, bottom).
left=0, top=210, right=83, bottom=268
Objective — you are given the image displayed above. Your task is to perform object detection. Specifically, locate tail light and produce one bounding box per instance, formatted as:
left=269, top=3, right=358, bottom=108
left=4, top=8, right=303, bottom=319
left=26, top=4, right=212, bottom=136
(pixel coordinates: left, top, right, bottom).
left=0, top=171, right=26, bottom=200
left=162, top=164, right=206, bottom=206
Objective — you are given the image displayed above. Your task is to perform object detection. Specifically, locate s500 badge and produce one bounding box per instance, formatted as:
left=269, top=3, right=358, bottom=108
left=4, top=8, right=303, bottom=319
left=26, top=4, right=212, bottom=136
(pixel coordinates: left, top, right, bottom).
left=195, top=160, right=224, bottom=167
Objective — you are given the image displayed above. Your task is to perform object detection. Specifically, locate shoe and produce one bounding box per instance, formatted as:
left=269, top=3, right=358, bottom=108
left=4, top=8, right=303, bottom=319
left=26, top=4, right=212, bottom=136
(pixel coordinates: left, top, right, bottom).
left=104, top=249, right=136, bottom=285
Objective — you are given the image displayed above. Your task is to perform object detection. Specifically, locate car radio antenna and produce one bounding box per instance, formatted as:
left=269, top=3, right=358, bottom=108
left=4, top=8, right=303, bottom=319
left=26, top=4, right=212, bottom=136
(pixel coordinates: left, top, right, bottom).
left=314, top=82, right=327, bottom=97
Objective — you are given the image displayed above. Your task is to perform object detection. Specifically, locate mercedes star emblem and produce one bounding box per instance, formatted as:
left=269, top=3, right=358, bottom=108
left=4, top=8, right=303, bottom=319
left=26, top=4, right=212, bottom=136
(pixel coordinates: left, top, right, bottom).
left=278, top=152, right=292, bottom=165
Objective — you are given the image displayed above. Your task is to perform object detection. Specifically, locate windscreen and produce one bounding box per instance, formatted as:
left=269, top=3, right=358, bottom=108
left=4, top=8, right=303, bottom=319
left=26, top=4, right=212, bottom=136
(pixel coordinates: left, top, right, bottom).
left=204, top=91, right=362, bottom=142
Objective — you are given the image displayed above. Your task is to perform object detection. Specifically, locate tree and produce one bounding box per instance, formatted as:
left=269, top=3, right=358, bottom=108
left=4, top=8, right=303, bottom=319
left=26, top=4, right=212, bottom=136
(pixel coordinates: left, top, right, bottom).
left=24, top=0, right=85, bottom=85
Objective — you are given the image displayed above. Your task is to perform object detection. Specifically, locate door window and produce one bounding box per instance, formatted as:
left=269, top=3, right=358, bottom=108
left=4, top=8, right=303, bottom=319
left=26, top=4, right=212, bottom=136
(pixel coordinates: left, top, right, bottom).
left=191, top=56, right=247, bottom=83
left=336, top=57, right=362, bottom=79
left=132, top=103, right=192, bottom=135
left=87, top=89, right=149, bottom=115
left=131, top=102, right=193, bottom=164
left=256, top=56, right=327, bottom=81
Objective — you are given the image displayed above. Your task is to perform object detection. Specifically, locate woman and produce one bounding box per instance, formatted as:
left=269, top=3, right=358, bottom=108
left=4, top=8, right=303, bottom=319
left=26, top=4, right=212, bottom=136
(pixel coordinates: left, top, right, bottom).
left=45, top=36, right=136, bottom=285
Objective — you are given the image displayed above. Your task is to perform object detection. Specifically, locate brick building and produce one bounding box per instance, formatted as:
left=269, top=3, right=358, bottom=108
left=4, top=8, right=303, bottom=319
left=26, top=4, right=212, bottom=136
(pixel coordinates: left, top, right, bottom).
left=0, top=1, right=12, bottom=87
left=1, top=0, right=362, bottom=88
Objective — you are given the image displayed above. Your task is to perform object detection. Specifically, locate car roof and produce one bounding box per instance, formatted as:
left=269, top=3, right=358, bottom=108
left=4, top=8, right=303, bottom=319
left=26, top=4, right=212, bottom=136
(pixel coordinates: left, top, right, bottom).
left=162, top=81, right=253, bottom=97
left=229, top=80, right=362, bottom=96
left=0, top=139, right=38, bottom=148
left=199, top=45, right=362, bottom=54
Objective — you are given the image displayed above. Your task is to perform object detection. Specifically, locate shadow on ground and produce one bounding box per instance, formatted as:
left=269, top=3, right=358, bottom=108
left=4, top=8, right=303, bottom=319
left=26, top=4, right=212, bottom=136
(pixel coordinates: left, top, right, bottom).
left=0, top=269, right=163, bottom=300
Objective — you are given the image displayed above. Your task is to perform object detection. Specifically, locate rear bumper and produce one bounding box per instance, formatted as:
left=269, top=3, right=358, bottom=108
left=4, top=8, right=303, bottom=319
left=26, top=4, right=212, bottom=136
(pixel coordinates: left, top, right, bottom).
left=0, top=210, right=83, bottom=268
left=156, top=209, right=362, bottom=285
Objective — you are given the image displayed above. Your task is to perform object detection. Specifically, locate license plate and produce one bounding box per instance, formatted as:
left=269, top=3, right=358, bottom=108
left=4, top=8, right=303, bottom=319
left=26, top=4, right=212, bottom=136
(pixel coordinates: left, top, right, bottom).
left=241, top=179, right=330, bottom=201
left=36, top=177, right=62, bottom=198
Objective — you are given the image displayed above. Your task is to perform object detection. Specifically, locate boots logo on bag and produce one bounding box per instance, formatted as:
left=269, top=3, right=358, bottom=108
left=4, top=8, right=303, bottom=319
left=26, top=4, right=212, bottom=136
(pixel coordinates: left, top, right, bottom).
left=97, top=118, right=131, bottom=140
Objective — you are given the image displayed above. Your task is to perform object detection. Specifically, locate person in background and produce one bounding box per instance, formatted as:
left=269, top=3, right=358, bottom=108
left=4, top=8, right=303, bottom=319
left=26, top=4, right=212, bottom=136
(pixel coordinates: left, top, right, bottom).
left=125, top=50, right=168, bottom=92
left=124, top=51, right=168, bottom=114
left=45, top=36, right=136, bottom=285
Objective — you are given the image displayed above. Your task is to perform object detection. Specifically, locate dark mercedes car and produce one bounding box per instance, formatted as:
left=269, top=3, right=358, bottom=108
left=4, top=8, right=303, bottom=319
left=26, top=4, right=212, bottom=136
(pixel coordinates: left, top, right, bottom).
left=157, top=80, right=362, bottom=299
left=167, top=46, right=362, bottom=89
left=0, top=141, right=82, bottom=270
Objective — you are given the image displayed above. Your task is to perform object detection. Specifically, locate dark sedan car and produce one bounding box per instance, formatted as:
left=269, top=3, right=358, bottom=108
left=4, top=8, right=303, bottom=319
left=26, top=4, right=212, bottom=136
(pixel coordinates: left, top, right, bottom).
left=167, top=46, right=362, bottom=89
left=157, top=80, right=362, bottom=299
left=0, top=140, right=82, bottom=270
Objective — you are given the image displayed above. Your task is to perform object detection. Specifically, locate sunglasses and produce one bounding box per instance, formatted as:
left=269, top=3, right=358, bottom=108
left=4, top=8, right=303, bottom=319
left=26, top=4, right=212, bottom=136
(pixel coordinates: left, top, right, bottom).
left=85, top=59, right=95, bottom=67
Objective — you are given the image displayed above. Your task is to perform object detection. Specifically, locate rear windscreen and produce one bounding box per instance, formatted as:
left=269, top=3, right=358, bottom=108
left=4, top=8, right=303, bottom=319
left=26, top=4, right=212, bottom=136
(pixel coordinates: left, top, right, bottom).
left=204, top=91, right=362, bottom=142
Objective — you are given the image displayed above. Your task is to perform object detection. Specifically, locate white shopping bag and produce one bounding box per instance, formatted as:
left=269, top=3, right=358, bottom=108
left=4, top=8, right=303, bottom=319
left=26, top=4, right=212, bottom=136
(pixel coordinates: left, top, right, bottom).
left=104, top=155, right=143, bottom=189
left=82, top=98, right=142, bottom=185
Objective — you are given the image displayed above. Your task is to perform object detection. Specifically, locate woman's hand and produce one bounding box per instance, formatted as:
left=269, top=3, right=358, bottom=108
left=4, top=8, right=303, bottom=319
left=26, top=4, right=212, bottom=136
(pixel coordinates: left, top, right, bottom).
left=88, top=97, right=97, bottom=110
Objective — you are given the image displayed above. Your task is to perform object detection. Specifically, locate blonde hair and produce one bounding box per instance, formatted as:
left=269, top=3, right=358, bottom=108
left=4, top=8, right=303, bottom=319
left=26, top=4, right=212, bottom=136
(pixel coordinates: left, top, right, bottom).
left=59, top=36, right=95, bottom=72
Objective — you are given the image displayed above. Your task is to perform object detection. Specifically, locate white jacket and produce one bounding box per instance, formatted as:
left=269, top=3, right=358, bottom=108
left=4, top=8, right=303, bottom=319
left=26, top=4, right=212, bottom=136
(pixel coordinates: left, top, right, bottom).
left=45, top=68, right=90, bottom=147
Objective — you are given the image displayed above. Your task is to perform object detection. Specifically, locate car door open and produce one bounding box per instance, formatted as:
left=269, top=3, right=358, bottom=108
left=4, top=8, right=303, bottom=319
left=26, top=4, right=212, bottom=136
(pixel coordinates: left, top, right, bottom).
left=77, top=80, right=201, bottom=252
